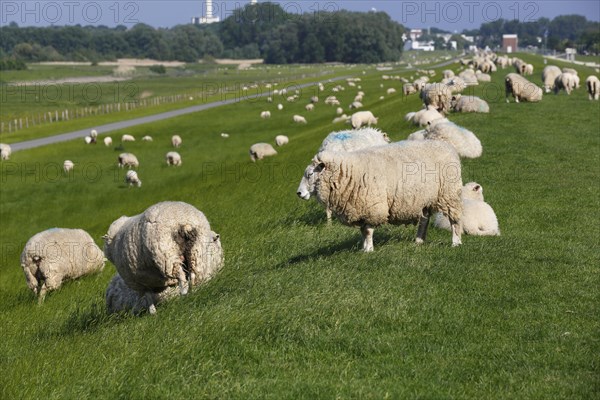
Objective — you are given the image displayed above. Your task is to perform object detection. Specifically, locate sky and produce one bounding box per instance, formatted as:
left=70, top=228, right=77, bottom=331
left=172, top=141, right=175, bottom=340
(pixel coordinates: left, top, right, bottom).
left=1, top=0, right=599, bottom=31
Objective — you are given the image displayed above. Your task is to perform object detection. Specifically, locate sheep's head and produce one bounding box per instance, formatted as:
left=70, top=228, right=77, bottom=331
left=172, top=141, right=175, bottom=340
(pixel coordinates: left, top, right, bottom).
left=102, top=216, right=131, bottom=254
left=297, top=157, right=325, bottom=200
left=462, top=182, right=484, bottom=201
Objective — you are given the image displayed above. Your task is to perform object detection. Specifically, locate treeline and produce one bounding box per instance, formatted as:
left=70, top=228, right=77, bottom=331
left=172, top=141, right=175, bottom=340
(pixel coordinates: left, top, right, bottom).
left=0, top=2, right=405, bottom=65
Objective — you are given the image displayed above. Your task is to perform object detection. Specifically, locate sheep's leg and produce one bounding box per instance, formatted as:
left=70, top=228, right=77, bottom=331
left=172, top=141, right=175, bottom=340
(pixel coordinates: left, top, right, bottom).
left=415, top=211, right=431, bottom=244
left=326, top=207, right=332, bottom=224
left=361, top=225, right=374, bottom=252
left=177, top=265, right=188, bottom=295
left=144, top=292, right=157, bottom=315
left=37, top=285, right=47, bottom=305
left=451, top=221, right=462, bottom=247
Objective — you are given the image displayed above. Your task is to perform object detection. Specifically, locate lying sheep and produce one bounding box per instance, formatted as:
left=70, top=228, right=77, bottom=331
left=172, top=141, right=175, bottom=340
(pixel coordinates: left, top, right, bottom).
left=220, top=133, right=230, bottom=138
left=21, top=228, right=105, bottom=302
left=420, top=83, right=452, bottom=115
left=336, top=107, right=344, bottom=115
left=444, top=77, right=467, bottom=93
left=104, top=137, right=113, bottom=147
left=103, top=201, right=223, bottom=314
left=118, top=153, right=139, bottom=169
left=443, top=69, right=455, bottom=79
left=554, top=72, right=577, bottom=95
left=458, top=70, right=479, bottom=85
left=451, top=95, right=490, bottom=113
left=350, top=101, right=363, bottom=109
left=297, top=140, right=463, bottom=251
left=125, top=170, right=142, bottom=187
left=350, top=111, right=378, bottom=129
left=249, top=143, right=277, bottom=162
left=260, top=111, right=271, bottom=119
left=142, top=135, right=153, bottom=142
left=166, top=151, right=182, bottom=166
left=505, top=73, right=543, bottom=103
left=275, top=135, right=289, bottom=146
left=63, top=160, right=74, bottom=173
left=333, top=114, right=350, bottom=124
left=386, top=88, right=397, bottom=95
left=171, top=135, right=182, bottom=148
left=586, top=75, right=600, bottom=100
left=0, top=143, right=12, bottom=160
left=122, top=134, right=135, bottom=142
left=434, top=182, right=500, bottom=236
left=293, top=115, right=307, bottom=124
left=407, top=105, right=445, bottom=126
left=542, top=65, right=562, bottom=93
left=475, top=71, right=491, bottom=82
left=277, top=104, right=283, bottom=110
left=407, top=119, right=482, bottom=159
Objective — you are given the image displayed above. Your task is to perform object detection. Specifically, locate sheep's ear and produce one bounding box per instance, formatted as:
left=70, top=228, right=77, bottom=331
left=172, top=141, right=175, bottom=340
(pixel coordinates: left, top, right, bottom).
left=213, top=234, right=220, bottom=242
left=314, top=162, right=326, bottom=173
left=101, top=234, right=109, bottom=240
left=474, top=185, right=481, bottom=192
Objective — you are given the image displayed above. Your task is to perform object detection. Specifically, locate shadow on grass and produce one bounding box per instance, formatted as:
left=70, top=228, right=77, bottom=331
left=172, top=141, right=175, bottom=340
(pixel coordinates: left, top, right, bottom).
left=275, top=236, right=361, bottom=269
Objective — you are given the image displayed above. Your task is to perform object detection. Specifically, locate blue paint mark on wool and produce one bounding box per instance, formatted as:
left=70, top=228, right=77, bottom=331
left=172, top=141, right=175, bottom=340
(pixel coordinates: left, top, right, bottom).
left=333, top=132, right=352, bottom=141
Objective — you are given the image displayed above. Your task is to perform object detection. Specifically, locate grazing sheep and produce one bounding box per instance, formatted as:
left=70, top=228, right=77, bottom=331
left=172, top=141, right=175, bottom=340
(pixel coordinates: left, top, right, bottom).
left=407, top=105, right=445, bottom=126
left=122, top=134, right=135, bottom=142
left=420, top=83, right=452, bottom=115
left=586, top=75, right=600, bottom=100
left=84, top=136, right=93, bottom=144
left=434, top=182, right=500, bottom=236
left=542, top=65, right=562, bottom=93
left=0, top=143, right=11, bottom=160
left=514, top=59, right=526, bottom=75
left=350, top=111, right=378, bottom=129
left=275, top=135, right=289, bottom=146
left=554, top=72, right=577, bottom=95
left=350, top=101, right=363, bottom=109
left=103, top=201, right=224, bottom=314
left=249, top=143, right=277, bottom=162
left=297, top=140, right=463, bottom=251
left=413, top=78, right=428, bottom=91
left=311, top=96, right=319, bottom=103
left=220, top=133, right=230, bottom=138
left=505, top=73, right=543, bottom=103
left=293, top=115, right=307, bottom=124
left=171, top=135, right=182, bottom=148
left=142, top=135, right=153, bottom=142
left=260, top=111, right=271, bottom=119
left=407, top=118, right=482, bottom=159
left=21, top=228, right=105, bottom=303
left=104, top=137, right=113, bottom=147
left=63, top=160, right=74, bottom=173
left=125, top=170, right=142, bottom=187
left=336, top=107, right=344, bottom=115
left=89, top=129, right=98, bottom=144
left=277, top=104, right=283, bottom=110
left=333, top=114, right=351, bottom=124
left=562, top=67, right=578, bottom=76
left=166, top=151, right=182, bottom=166
left=478, top=60, right=495, bottom=73
left=451, top=95, right=490, bottom=113
left=403, top=83, right=417, bottom=96
left=305, top=104, right=315, bottom=111
left=118, top=153, right=139, bottom=169
left=524, top=64, right=533, bottom=75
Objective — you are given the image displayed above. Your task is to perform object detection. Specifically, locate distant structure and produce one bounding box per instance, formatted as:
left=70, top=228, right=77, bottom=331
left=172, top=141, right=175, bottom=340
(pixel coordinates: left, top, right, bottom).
left=502, top=34, right=518, bottom=53
left=192, top=0, right=221, bottom=24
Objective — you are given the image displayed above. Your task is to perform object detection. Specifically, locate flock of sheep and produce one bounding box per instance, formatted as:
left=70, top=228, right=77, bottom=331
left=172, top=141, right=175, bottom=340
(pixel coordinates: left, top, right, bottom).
left=5, top=51, right=599, bottom=315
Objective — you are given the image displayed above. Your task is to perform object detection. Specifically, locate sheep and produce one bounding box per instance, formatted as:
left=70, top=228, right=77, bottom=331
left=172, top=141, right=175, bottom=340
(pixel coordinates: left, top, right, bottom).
left=407, top=118, right=482, bottom=159
left=444, top=77, right=467, bottom=93
left=350, top=101, right=363, bottom=109
left=122, top=134, right=135, bottom=142
left=220, top=133, right=230, bottom=138
left=277, top=104, right=283, bottom=110
left=305, top=104, right=315, bottom=112
left=142, top=135, right=153, bottom=142
left=443, top=69, right=455, bottom=79
left=451, top=95, right=490, bottom=113
left=125, top=170, right=142, bottom=187
left=350, top=111, right=378, bottom=129
left=89, top=129, right=98, bottom=144
left=336, top=107, right=344, bottom=115
left=413, top=78, right=428, bottom=91
left=249, top=143, right=277, bottom=162
left=275, top=135, right=289, bottom=146
left=296, top=140, right=463, bottom=251
left=118, top=153, right=139, bottom=169
left=293, top=115, right=307, bottom=124
left=505, top=73, right=543, bottom=103
left=475, top=71, right=491, bottom=82
left=260, top=111, right=271, bottom=119
left=63, top=160, right=74, bottom=173
left=0, top=143, right=11, bottom=160
left=407, top=105, right=445, bottom=127
left=514, top=59, right=526, bottom=75
left=21, top=228, right=105, bottom=303
left=420, top=83, right=452, bottom=115
left=586, top=75, right=600, bottom=100
left=106, top=273, right=179, bottom=315
left=478, top=60, right=494, bottom=73
left=542, top=65, right=562, bottom=93
left=458, top=70, right=479, bottom=85
left=267, top=96, right=273, bottom=103
left=104, top=137, right=113, bottom=147
left=166, top=151, right=182, bottom=166
left=84, top=136, right=93, bottom=144
left=171, top=135, right=182, bottom=148
left=403, top=83, right=417, bottom=96
left=386, top=88, right=397, bottom=95
left=554, top=72, right=578, bottom=95
left=102, top=201, right=224, bottom=314
left=562, top=67, right=578, bottom=76
left=333, top=114, right=350, bottom=124
left=434, top=182, right=500, bottom=236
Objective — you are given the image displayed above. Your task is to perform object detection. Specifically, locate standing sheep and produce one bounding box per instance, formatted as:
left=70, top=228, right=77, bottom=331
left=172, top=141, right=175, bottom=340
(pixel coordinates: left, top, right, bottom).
left=122, top=134, right=135, bottom=142
left=420, top=83, right=452, bottom=115
left=586, top=75, right=600, bottom=100
left=118, top=153, right=139, bottom=169
left=297, top=141, right=463, bottom=251
left=63, top=160, right=74, bottom=173
left=305, top=104, right=315, bottom=111
left=293, top=115, right=307, bottom=124
left=166, top=151, right=182, bottom=166
left=249, top=143, right=277, bottom=162
left=505, top=73, right=543, bottom=103
left=0, top=143, right=12, bottom=160
left=125, top=170, right=142, bottom=187
left=350, top=111, right=378, bottom=129
left=542, top=65, right=562, bottom=93
left=171, top=135, right=182, bottom=148
left=142, top=135, right=153, bottom=142
left=554, top=72, right=577, bottom=95
left=103, top=201, right=224, bottom=314
left=89, top=129, right=98, bottom=144
left=104, top=137, right=113, bottom=147
left=21, top=228, right=105, bottom=303
left=275, top=135, right=289, bottom=146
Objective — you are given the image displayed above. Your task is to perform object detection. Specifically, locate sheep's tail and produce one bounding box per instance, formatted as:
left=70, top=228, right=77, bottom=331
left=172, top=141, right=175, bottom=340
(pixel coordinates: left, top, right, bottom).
left=176, top=224, right=200, bottom=288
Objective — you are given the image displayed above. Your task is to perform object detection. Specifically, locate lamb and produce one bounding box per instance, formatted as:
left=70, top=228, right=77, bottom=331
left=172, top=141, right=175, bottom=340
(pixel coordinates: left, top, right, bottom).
left=125, top=170, right=142, bottom=187
left=505, top=73, right=543, bottom=103
left=21, top=228, right=105, bottom=303
left=142, top=135, right=153, bottom=142
left=451, top=95, right=490, bottom=113
left=275, top=135, right=289, bottom=146
left=554, top=72, right=577, bottom=95
left=350, top=111, right=378, bottom=129
left=260, top=111, right=271, bottom=119
left=166, top=151, right=182, bottom=166
left=63, top=160, right=74, bottom=173
left=542, top=65, right=562, bottom=93
left=407, top=105, right=445, bottom=126
left=249, top=143, right=277, bottom=162
left=0, top=143, right=11, bottom=160
left=293, top=115, right=307, bottom=124
left=586, top=75, right=600, bottom=100
left=434, top=182, right=500, bottom=236
left=420, top=83, right=452, bottom=115
left=122, top=134, right=135, bottom=142
left=171, top=134, right=182, bottom=148
left=118, top=153, right=139, bottom=168
left=102, top=201, right=224, bottom=314
left=305, top=104, right=315, bottom=111
left=297, top=140, right=463, bottom=251
left=104, top=137, right=113, bottom=147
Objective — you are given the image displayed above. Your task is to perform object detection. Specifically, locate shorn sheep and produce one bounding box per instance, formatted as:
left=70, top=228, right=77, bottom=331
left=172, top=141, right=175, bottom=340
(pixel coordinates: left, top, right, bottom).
left=297, top=140, right=463, bottom=251
left=505, top=73, right=543, bottom=103
left=434, top=182, right=500, bottom=236
left=21, top=228, right=105, bottom=303
left=451, top=95, right=490, bottom=113
left=350, top=111, right=378, bottom=129
left=0, top=143, right=12, bottom=160
left=125, top=170, right=142, bottom=187
left=166, top=151, right=182, bottom=166
left=275, top=135, right=289, bottom=146
left=171, top=135, right=182, bottom=148
left=249, top=143, right=277, bottom=162
left=586, top=75, right=600, bottom=100
left=542, top=65, right=562, bottom=93
left=103, top=201, right=224, bottom=314
left=118, top=153, right=139, bottom=168
left=407, top=119, right=482, bottom=159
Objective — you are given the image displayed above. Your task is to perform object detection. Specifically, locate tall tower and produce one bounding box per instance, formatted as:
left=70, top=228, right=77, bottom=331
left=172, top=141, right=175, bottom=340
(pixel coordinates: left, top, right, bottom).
left=250, top=0, right=257, bottom=4
left=192, top=0, right=221, bottom=24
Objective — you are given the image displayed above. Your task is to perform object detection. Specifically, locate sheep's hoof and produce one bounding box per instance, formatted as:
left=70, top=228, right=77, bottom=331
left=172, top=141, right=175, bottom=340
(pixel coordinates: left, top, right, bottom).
left=452, top=241, right=462, bottom=247
left=415, top=238, right=424, bottom=245
left=148, top=304, right=157, bottom=315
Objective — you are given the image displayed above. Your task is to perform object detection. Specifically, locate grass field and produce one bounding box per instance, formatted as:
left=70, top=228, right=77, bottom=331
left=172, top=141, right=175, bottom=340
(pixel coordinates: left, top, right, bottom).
left=0, top=54, right=599, bottom=399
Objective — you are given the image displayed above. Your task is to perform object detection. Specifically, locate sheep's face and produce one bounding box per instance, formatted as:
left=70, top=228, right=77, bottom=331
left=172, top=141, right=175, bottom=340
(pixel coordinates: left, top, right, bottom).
left=297, top=161, right=325, bottom=200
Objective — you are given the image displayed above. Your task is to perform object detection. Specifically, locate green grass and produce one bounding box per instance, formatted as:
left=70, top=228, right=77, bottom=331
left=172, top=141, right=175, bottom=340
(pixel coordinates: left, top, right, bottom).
left=0, top=55, right=598, bottom=399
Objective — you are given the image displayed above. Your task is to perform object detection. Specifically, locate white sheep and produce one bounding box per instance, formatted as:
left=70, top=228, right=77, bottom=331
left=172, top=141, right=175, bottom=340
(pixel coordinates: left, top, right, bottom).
left=21, top=228, right=105, bottom=303
left=106, top=273, right=179, bottom=315
left=103, top=201, right=223, bottom=314
left=89, top=129, right=98, bottom=144
left=562, top=67, right=578, bottom=76
left=260, top=111, right=271, bottom=119
left=406, top=105, right=445, bottom=126
left=311, top=96, right=319, bottom=103
left=542, top=65, right=562, bottom=93
left=249, top=143, right=277, bottom=162
left=524, top=64, right=534, bottom=75
left=293, top=115, right=307, bottom=124
left=277, top=104, right=283, bottom=110
left=336, top=107, right=344, bottom=115
left=586, top=75, right=600, bottom=100
left=458, top=70, right=479, bottom=85
left=125, top=170, right=142, bottom=187
left=220, top=133, right=230, bottom=138
left=403, top=83, right=417, bottom=95
left=142, top=135, right=153, bottom=142
left=386, top=88, right=397, bottom=95
left=118, top=153, right=139, bottom=169
left=104, top=137, right=113, bottom=147
left=63, top=160, right=74, bottom=173
left=420, top=83, right=452, bottom=115
left=444, top=77, right=467, bottom=93
left=305, top=104, right=315, bottom=111
left=350, top=101, right=363, bottom=109
left=171, top=135, right=182, bottom=148
left=505, top=73, right=543, bottom=103
left=350, top=111, right=378, bottom=129
left=275, top=135, right=289, bottom=146
left=297, top=140, right=463, bottom=251
left=407, top=118, right=482, bottom=159
left=554, top=72, right=577, bottom=95
left=451, top=95, right=490, bottom=113
left=122, top=134, right=135, bottom=142
left=333, top=114, right=350, bottom=124
left=84, top=136, right=93, bottom=144
left=434, top=182, right=500, bottom=236
left=166, top=151, right=182, bottom=166
left=443, top=69, right=455, bottom=79
left=475, top=71, right=491, bottom=82
left=0, top=143, right=12, bottom=160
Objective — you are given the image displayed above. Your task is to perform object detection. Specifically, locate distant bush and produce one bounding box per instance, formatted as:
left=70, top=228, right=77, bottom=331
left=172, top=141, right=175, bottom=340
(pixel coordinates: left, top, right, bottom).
left=0, top=58, right=27, bottom=70
left=149, top=64, right=167, bottom=74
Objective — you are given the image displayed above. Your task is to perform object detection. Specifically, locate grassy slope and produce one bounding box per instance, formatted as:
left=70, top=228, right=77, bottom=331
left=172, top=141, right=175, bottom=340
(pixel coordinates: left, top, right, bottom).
left=0, top=54, right=598, bottom=399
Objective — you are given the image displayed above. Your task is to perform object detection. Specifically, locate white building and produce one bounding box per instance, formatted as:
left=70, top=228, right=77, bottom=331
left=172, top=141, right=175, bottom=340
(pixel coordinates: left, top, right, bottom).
left=192, top=0, right=221, bottom=24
